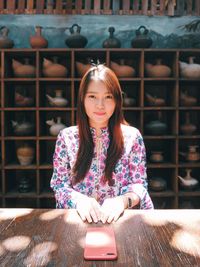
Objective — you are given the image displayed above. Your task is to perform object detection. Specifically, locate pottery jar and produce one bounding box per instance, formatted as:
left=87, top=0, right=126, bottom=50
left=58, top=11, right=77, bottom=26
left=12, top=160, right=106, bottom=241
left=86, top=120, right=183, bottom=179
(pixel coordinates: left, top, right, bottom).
left=102, top=27, right=121, bottom=48
left=150, top=151, right=164, bottom=163
left=18, top=176, right=32, bottom=193
left=46, top=117, right=66, bottom=136
left=46, top=89, right=68, bottom=107
left=178, top=169, right=199, bottom=191
left=131, top=25, right=152, bottom=48
left=11, top=120, right=34, bottom=136
left=43, top=57, right=68, bottom=78
left=149, top=177, right=167, bottom=192
left=12, top=58, right=36, bottom=78
left=16, top=144, right=35, bottom=166
left=179, top=56, right=200, bottom=79
left=179, top=145, right=200, bottom=162
left=180, top=91, right=197, bottom=106
left=145, top=120, right=167, bottom=135
left=75, top=61, right=91, bottom=77
left=145, top=58, right=171, bottom=78
left=110, top=61, right=135, bottom=78
left=29, top=26, right=48, bottom=48
left=0, top=26, right=14, bottom=48
left=65, top=24, right=88, bottom=48
left=180, top=112, right=196, bottom=135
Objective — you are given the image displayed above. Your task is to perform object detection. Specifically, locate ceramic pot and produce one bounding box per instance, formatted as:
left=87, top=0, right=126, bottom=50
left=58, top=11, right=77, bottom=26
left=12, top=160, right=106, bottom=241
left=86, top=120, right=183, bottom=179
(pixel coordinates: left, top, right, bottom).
left=179, top=145, right=200, bottom=162
left=15, top=92, right=34, bottom=107
left=18, top=176, right=32, bottom=193
left=110, top=61, right=135, bottom=78
left=180, top=112, right=196, bottom=135
left=180, top=91, right=197, bottom=106
left=46, top=117, right=66, bottom=136
left=11, top=120, right=34, bottom=136
left=145, top=58, right=171, bottom=78
left=76, top=61, right=91, bottom=77
left=149, top=177, right=167, bottom=192
left=12, top=58, right=36, bottom=78
left=43, top=57, right=68, bottom=78
left=145, top=93, right=165, bottom=106
left=122, top=92, right=136, bottom=107
left=178, top=169, right=199, bottom=191
left=131, top=25, right=152, bottom=48
left=102, top=27, right=121, bottom=48
left=16, top=144, right=35, bottom=166
left=65, top=24, right=88, bottom=48
left=179, top=56, right=200, bottom=79
left=46, top=89, right=68, bottom=107
left=145, top=120, right=167, bottom=135
left=150, top=151, right=164, bottom=163
left=0, top=26, right=14, bottom=48
left=29, top=26, right=48, bottom=48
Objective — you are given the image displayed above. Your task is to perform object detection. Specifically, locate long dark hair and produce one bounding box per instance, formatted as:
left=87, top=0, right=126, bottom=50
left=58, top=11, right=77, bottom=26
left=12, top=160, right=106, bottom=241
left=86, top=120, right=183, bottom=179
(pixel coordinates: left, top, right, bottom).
left=72, top=64, right=126, bottom=185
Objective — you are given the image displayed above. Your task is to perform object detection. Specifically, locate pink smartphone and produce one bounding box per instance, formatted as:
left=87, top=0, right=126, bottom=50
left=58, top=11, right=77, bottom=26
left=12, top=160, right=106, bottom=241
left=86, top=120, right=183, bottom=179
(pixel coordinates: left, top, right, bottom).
left=84, top=227, right=117, bottom=260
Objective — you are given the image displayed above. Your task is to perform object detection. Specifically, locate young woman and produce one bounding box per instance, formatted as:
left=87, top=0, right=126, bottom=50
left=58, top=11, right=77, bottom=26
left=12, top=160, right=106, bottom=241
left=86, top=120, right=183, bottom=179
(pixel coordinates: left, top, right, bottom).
left=50, top=64, right=153, bottom=224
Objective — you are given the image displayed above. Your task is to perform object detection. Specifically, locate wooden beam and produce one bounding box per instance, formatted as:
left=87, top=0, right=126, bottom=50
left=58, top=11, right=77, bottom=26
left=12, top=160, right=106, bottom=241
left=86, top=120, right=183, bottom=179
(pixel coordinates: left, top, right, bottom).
left=122, top=0, right=130, bottom=15
left=93, top=0, right=100, bottom=14
left=112, top=0, right=120, bottom=15
left=27, top=0, right=34, bottom=14
left=7, top=0, right=16, bottom=14
left=142, top=0, right=148, bottom=15
left=18, top=0, right=25, bottom=14
left=36, top=0, right=45, bottom=14
left=55, top=0, right=63, bottom=14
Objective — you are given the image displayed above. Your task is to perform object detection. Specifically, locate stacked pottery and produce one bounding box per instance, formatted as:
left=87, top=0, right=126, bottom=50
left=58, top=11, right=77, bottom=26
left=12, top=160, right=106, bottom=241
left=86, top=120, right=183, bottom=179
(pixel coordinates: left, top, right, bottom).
left=46, top=89, right=68, bottom=107
left=0, top=26, right=14, bottom=48
left=131, top=25, right=152, bottom=48
left=149, top=177, right=167, bottom=192
left=16, top=143, right=35, bottom=166
left=43, top=57, right=68, bottom=77
left=65, top=24, right=88, bottom=48
left=145, top=58, right=171, bottom=78
left=145, top=93, right=165, bottom=106
left=46, top=117, right=66, bottom=136
left=102, top=27, right=121, bottom=48
left=29, top=26, right=48, bottom=48
left=12, top=58, right=36, bottom=78
left=179, top=56, right=200, bottom=78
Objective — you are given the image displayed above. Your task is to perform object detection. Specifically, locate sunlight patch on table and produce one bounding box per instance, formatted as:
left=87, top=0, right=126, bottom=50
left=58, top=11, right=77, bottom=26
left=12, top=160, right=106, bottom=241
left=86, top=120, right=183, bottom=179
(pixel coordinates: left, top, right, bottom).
left=2, top=236, right=31, bottom=251
left=39, top=210, right=64, bottom=221
left=0, top=209, right=33, bottom=220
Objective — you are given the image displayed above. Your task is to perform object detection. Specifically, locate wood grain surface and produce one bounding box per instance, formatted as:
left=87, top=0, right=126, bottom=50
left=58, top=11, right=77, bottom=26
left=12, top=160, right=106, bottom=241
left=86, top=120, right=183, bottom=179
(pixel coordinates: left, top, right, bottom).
left=0, top=209, right=200, bottom=266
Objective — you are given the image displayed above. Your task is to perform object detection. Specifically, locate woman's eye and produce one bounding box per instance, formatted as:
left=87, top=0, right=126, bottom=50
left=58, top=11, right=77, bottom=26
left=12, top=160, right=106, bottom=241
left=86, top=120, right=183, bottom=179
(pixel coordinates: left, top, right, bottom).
left=88, top=95, right=95, bottom=99
left=106, top=95, right=113, bottom=99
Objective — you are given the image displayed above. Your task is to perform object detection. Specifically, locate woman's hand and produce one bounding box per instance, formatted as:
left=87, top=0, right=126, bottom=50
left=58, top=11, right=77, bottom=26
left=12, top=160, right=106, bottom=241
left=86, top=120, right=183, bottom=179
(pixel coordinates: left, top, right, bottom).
left=76, top=195, right=102, bottom=223
left=100, top=196, right=125, bottom=224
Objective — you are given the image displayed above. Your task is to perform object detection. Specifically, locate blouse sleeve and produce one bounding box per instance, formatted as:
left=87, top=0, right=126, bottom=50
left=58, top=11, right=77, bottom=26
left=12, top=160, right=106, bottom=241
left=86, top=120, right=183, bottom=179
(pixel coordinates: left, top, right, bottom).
left=50, top=130, right=82, bottom=209
left=120, top=130, right=154, bottom=210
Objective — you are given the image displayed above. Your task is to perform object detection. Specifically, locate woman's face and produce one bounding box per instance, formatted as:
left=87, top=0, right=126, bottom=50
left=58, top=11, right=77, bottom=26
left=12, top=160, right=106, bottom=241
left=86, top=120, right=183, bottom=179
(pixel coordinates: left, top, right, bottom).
left=84, top=80, right=116, bottom=129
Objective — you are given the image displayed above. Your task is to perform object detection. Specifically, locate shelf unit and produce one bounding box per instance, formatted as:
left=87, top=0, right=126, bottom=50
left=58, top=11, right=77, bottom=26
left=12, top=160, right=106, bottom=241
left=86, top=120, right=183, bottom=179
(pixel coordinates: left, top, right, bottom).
left=0, top=48, right=200, bottom=209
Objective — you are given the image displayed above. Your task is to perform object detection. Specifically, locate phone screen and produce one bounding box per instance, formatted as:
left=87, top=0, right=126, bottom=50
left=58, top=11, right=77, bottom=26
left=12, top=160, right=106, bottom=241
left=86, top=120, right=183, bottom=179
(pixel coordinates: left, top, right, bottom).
left=84, top=227, right=117, bottom=260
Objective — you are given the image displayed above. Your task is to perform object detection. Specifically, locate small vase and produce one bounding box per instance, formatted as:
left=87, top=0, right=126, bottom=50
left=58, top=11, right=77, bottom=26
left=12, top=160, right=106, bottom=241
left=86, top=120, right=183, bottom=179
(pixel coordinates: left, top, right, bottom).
left=178, top=169, right=199, bottom=191
left=102, top=27, right=121, bottom=48
left=46, top=117, right=66, bottom=136
left=29, top=26, right=48, bottom=48
left=131, top=25, right=152, bottom=48
left=149, top=177, right=167, bottom=192
left=46, top=89, right=68, bottom=107
left=180, top=112, right=196, bottom=135
left=65, top=24, right=88, bottom=48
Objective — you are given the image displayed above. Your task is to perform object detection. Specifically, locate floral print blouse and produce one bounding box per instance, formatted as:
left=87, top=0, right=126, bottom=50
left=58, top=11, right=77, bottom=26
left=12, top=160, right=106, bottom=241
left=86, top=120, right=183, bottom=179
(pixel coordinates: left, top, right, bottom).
left=50, top=124, right=154, bottom=210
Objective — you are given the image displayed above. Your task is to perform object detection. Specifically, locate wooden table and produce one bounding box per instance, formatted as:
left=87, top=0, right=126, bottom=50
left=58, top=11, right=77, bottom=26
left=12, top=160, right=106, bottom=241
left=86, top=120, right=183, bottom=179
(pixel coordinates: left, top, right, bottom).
left=0, top=209, right=200, bottom=267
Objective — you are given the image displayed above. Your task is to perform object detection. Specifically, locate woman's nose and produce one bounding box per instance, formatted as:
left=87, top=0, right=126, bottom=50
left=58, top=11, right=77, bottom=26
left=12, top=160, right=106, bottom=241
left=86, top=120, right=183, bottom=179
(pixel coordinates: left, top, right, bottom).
left=96, top=98, right=104, bottom=108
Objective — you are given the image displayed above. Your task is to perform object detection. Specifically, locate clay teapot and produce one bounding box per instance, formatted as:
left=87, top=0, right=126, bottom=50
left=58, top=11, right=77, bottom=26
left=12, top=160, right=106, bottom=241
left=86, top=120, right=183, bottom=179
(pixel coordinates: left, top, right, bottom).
left=180, top=112, right=196, bottom=135
left=16, top=143, right=35, bottom=166
left=15, top=92, right=34, bottom=107
left=178, top=169, right=199, bottom=191
left=145, top=93, right=165, bottom=106
left=179, top=145, right=200, bottom=162
left=76, top=61, right=91, bottom=77
left=131, top=25, right=152, bottom=48
left=145, top=58, right=171, bottom=78
left=12, top=58, right=36, bottom=78
left=46, top=89, right=68, bottom=107
left=149, top=177, right=167, bottom=192
left=65, top=24, right=88, bottom=48
left=150, top=151, right=164, bottom=163
left=11, top=120, right=34, bottom=136
left=29, top=26, right=48, bottom=48
left=102, top=27, right=121, bottom=48
left=179, top=56, right=200, bottom=79
left=43, top=57, right=68, bottom=77
left=0, top=26, right=14, bottom=48
left=18, top=176, right=32, bottom=193
left=180, top=90, right=197, bottom=106
left=46, top=117, right=66, bottom=136
left=110, top=60, right=135, bottom=78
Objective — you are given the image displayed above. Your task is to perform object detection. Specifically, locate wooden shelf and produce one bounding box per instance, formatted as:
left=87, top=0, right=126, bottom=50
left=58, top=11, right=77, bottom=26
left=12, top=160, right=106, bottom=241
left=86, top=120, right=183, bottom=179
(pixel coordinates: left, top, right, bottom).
left=0, top=48, right=200, bottom=209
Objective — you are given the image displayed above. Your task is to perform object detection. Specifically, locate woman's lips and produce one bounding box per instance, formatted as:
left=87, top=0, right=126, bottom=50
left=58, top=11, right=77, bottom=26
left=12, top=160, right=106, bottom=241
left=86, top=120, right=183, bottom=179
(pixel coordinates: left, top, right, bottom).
left=94, top=112, right=106, bottom=116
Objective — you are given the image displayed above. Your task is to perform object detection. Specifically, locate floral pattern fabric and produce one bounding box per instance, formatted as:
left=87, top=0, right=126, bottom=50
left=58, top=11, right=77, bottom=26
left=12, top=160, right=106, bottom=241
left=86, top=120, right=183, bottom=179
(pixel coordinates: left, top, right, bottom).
left=50, top=124, right=154, bottom=209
